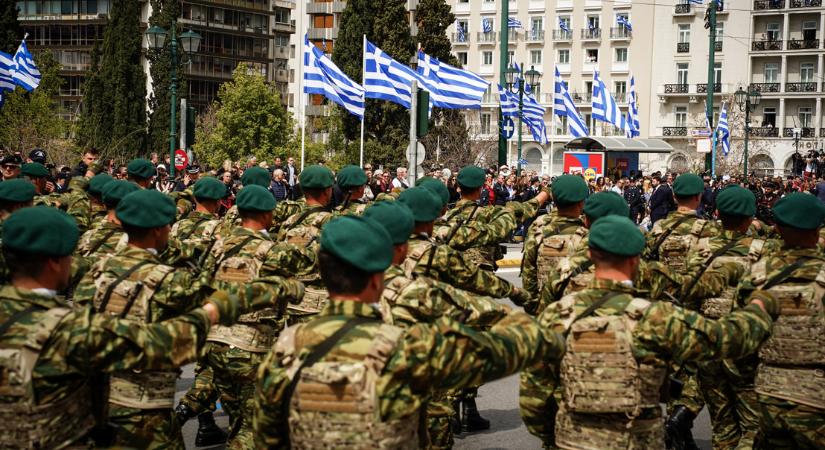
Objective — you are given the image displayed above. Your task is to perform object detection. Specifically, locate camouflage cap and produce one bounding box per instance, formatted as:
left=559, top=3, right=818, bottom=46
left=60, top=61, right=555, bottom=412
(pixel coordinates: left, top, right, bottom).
left=116, top=189, right=176, bottom=228
left=321, top=216, right=393, bottom=273
left=398, top=187, right=442, bottom=223
left=21, top=163, right=49, bottom=178
left=672, top=173, right=704, bottom=196
left=551, top=175, right=589, bottom=206
left=715, top=185, right=756, bottom=217
left=772, top=192, right=825, bottom=230
left=300, top=165, right=334, bottom=189
left=417, top=177, right=449, bottom=207
left=102, top=180, right=140, bottom=208
left=457, top=166, right=486, bottom=189
left=4, top=206, right=79, bottom=256
left=87, top=173, right=114, bottom=197
left=0, top=179, right=36, bottom=203
left=363, top=201, right=414, bottom=245
left=236, top=184, right=276, bottom=212
left=193, top=177, right=228, bottom=200
left=240, top=166, right=271, bottom=187
left=127, top=158, right=156, bottom=179
left=588, top=215, right=645, bottom=257
left=337, top=165, right=368, bottom=189
left=583, top=191, right=630, bottom=221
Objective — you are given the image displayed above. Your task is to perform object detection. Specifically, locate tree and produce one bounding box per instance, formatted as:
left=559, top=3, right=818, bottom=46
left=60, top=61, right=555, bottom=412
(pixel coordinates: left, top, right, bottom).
left=76, top=0, right=147, bottom=159
left=193, top=64, right=292, bottom=168
left=146, top=0, right=185, bottom=154
left=0, top=1, right=22, bottom=54
left=422, top=110, right=495, bottom=170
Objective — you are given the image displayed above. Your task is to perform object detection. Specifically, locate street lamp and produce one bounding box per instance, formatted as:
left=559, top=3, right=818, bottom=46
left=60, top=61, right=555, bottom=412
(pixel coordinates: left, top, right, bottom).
left=734, top=86, right=761, bottom=178
left=145, top=23, right=201, bottom=177
left=505, top=65, right=542, bottom=175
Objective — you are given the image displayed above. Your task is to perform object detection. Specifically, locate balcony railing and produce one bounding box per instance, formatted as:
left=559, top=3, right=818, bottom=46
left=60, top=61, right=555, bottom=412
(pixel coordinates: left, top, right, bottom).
left=790, top=0, right=821, bottom=7
left=715, top=41, right=723, bottom=51
left=663, top=127, right=688, bottom=136
left=788, top=39, right=819, bottom=50
left=750, top=82, right=781, bottom=93
left=754, top=0, right=785, bottom=9
left=751, top=127, right=780, bottom=137
left=610, top=27, right=631, bottom=39
left=677, top=42, right=690, bottom=53
left=786, top=82, right=818, bottom=92
left=552, top=30, right=572, bottom=41
left=581, top=28, right=601, bottom=40
left=526, top=30, right=545, bottom=42
left=477, top=32, right=497, bottom=43
left=697, top=83, right=721, bottom=93
left=674, top=3, right=691, bottom=14
left=664, top=84, right=689, bottom=94
left=752, top=40, right=783, bottom=51
left=451, top=33, right=469, bottom=44
left=784, top=127, right=816, bottom=137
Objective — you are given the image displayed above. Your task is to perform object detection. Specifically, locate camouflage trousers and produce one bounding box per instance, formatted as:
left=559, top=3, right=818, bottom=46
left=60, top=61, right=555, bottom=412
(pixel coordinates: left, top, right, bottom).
left=426, top=393, right=454, bottom=450
left=109, top=405, right=184, bottom=450
left=667, top=364, right=706, bottom=417
left=519, top=371, right=560, bottom=449
left=697, top=361, right=760, bottom=450
left=179, top=362, right=219, bottom=414
left=754, top=394, right=825, bottom=450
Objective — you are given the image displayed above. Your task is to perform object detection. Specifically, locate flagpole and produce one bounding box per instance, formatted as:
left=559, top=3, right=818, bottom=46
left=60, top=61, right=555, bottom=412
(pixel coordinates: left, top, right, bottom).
left=359, top=34, right=366, bottom=168
left=299, top=37, right=306, bottom=171
left=711, top=131, right=717, bottom=178
left=549, top=61, right=557, bottom=177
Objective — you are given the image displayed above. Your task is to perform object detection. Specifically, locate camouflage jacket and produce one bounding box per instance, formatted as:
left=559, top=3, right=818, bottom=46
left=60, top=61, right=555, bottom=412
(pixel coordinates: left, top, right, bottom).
left=204, top=226, right=316, bottom=282
left=521, top=212, right=585, bottom=298
left=253, top=299, right=563, bottom=448
left=520, top=278, right=774, bottom=445
left=169, top=188, right=195, bottom=221
left=165, top=210, right=223, bottom=267
left=334, top=199, right=369, bottom=217
left=33, top=193, right=65, bottom=210
left=270, top=198, right=308, bottom=233
left=643, top=210, right=719, bottom=273
left=75, top=218, right=127, bottom=259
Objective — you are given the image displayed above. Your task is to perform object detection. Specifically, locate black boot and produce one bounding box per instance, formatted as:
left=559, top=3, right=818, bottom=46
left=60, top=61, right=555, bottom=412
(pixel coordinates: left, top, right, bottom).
left=450, top=399, right=462, bottom=435
left=461, top=398, right=490, bottom=432
left=195, top=411, right=227, bottom=447
left=665, top=406, right=697, bottom=450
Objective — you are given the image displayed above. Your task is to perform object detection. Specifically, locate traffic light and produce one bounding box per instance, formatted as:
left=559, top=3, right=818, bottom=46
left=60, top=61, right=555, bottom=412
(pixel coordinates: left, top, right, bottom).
left=416, top=89, right=429, bottom=139
left=186, top=105, right=196, bottom=149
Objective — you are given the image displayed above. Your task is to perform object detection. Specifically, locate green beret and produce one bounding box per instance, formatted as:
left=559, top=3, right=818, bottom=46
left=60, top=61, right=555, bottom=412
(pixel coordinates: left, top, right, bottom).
left=0, top=179, right=36, bottom=203
left=88, top=173, right=114, bottom=197
left=300, top=165, right=334, bottom=189
left=102, top=180, right=140, bottom=208
left=552, top=175, right=589, bottom=206
left=127, top=158, right=156, bottom=179
left=116, top=189, right=176, bottom=228
left=321, top=216, right=392, bottom=273
left=672, top=173, right=704, bottom=196
left=3, top=206, right=79, bottom=256
left=715, top=185, right=756, bottom=217
left=588, top=215, right=645, bottom=257
left=457, top=166, right=486, bottom=189
left=193, top=177, right=228, bottom=201
left=583, top=191, right=630, bottom=220
left=363, top=201, right=414, bottom=245
left=241, top=167, right=271, bottom=188
left=337, top=165, right=368, bottom=189
left=21, top=163, right=49, bottom=178
left=236, top=185, right=276, bottom=212
left=417, top=177, right=449, bottom=207
left=398, top=187, right=442, bottom=223
left=772, top=192, right=825, bottom=230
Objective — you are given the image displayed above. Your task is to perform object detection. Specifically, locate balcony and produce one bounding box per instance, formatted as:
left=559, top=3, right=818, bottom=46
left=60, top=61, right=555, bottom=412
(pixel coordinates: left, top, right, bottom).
left=697, top=83, right=721, bottom=93
left=272, top=20, right=296, bottom=34
left=581, top=28, right=601, bottom=40
left=790, top=0, right=821, bottom=7
left=477, top=32, right=497, bottom=44
left=752, top=40, right=783, bottom=51
left=786, top=82, right=818, bottom=92
left=307, top=27, right=337, bottom=40
left=784, top=127, right=816, bottom=137
left=274, top=69, right=289, bottom=83
left=552, top=30, right=572, bottom=41
left=610, top=27, right=631, bottom=39
left=273, top=45, right=290, bottom=60
left=788, top=39, right=819, bottom=50
left=306, top=1, right=346, bottom=13
left=306, top=104, right=330, bottom=116
left=508, top=29, right=520, bottom=41
left=750, top=82, right=781, bottom=93
left=715, top=41, right=723, bottom=51
left=664, top=84, right=689, bottom=94
left=751, top=126, right=780, bottom=137
left=677, top=42, right=690, bottom=53
left=754, top=0, right=785, bottom=9
left=451, top=33, right=469, bottom=44
left=526, top=30, right=545, bottom=43
left=663, top=127, right=688, bottom=137
left=674, top=3, right=692, bottom=14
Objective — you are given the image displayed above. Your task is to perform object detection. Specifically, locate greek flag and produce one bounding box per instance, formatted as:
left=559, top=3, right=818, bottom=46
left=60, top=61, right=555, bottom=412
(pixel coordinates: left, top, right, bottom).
left=456, top=20, right=467, bottom=42
left=626, top=75, right=640, bottom=138
left=11, top=40, right=40, bottom=92
left=688, top=0, right=704, bottom=4
left=0, top=51, right=15, bottom=92
left=482, top=18, right=492, bottom=33
left=498, top=84, right=519, bottom=117
left=592, top=71, right=630, bottom=135
left=417, top=51, right=489, bottom=109
left=553, top=67, right=588, bottom=137
left=617, top=16, right=632, bottom=32
left=364, top=40, right=417, bottom=109
left=717, top=102, right=730, bottom=156
left=559, top=18, right=571, bottom=33
left=508, top=17, right=522, bottom=29
left=303, top=35, right=365, bottom=118
left=522, top=84, right=548, bottom=144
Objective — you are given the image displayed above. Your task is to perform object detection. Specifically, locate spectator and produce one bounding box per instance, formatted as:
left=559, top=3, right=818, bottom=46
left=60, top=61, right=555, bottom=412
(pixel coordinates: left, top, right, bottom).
left=246, top=156, right=258, bottom=169
left=493, top=174, right=509, bottom=206
left=27, top=148, right=47, bottom=165
left=175, top=165, right=201, bottom=192
left=71, top=148, right=98, bottom=177
left=624, top=178, right=645, bottom=223
left=285, top=157, right=299, bottom=198
left=114, top=165, right=128, bottom=180
left=272, top=157, right=283, bottom=174
left=648, top=175, right=676, bottom=224
left=610, top=178, right=624, bottom=196
left=370, top=170, right=388, bottom=196
left=480, top=174, right=495, bottom=206
left=392, top=167, right=409, bottom=190
left=271, top=169, right=289, bottom=201
left=154, top=165, right=176, bottom=194
left=150, top=152, right=159, bottom=167
left=0, top=154, right=22, bottom=181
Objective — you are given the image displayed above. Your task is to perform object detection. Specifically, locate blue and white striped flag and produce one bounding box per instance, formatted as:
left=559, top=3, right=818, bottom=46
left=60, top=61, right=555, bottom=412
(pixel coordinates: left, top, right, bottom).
left=522, top=84, right=548, bottom=144
left=626, top=75, right=640, bottom=138
left=617, top=16, right=633, bottom=32
left=508, top=17, right=522, bottom=29
left=498, top=84, right=519, bottom=117
left=417, top=51, right=489, bottom=109
left=363, top=40, right=416, bottom=109
left=481, top=18, right=493, bottom=33
left=688, top=0, right=704, bottom=4
left=553, top=67, right=588, bottom=137
left=303, top=35, right=365, bottom=118
left=11, top=40, right=40, bottom=92
left=559, top=18, right=571, bottom=33
left=592, top=71, right=630, bottom=135
left=0, top=51, right=15, bottom=92
left=717, top=102, right=730, bottom=156
left=455, top=20, right=467, bottom=42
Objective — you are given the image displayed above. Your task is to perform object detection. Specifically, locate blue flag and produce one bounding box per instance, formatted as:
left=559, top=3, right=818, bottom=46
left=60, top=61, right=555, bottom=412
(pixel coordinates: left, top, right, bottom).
left=12, top=40, right=40, bottom=92
left=559, top=18, right=571, bottom=33
left=303, top=35, right=365, bottom=118
left=554, top=67, right=588, bottom=137
left=455, top=20, right=467, bottom=42
left=417, top=51, right=489, bottom=109
left=717, top=102, right=730, bottom=156
left=592, top=71, right=630, bottom=136
left=482, top=18, right=493, bottom=33
left=617, top=16, right=633, bottom=32
left=508, top=17, right=523, bottom=29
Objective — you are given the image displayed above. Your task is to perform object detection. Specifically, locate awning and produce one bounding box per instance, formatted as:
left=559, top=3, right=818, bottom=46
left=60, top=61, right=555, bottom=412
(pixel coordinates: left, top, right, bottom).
left=565, top=137, right=674, bottom=154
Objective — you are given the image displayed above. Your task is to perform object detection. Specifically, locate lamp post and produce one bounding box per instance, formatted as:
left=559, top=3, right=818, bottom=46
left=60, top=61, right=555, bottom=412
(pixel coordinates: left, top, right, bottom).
left=145, top=22, right=201, bottom=177
left=505, top=65, right=541, bottom=175
left=734, top=86, right=761, bottom=178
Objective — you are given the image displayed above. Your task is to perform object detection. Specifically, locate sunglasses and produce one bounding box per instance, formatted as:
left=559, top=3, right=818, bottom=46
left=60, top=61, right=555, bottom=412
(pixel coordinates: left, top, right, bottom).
left=2, top=164, right=19, bottom=170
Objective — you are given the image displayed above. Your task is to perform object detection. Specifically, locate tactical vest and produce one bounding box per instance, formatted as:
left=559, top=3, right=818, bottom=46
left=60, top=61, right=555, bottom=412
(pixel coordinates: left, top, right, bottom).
left=92, top=260, right=178, bottom=409
left=276, top=322, right=419, bottom=449
left=282, top=210, right=331, bottom=317
left=555, top=258, right=595, bottom=296
left=171, top=216, right=221, bottom=242
left=0, top=307, right=97, bottom=448
left=536, top=226, right=588, bottom=291
left=697, top=238, right=765, bottom=319
left=283, top=209, right=328, bottom=248
left=656, top=219, right=708, bottom=273
left=77, top=226, right=128, bottom=257
left=754, top=261, right=825, bottom=410
left=555, top=295, right=667, bottom=450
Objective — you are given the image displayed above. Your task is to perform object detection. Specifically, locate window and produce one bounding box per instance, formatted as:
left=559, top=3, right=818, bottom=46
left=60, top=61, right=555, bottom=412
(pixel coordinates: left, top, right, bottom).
left=457, top=52, right=468, bottom=66
left=557, top=115, right=569, bottom=135
left=614, top=81, right=627, bottom=101
left=714, top=62, right=722, bottom=84
left=586, top=49, right=599, bottom=63
left=531, top=83, right=542, bottom=99
left=675, top=106, right=688, bottom=127
left=585, top=81, right=594, bottom=99
left=313, top=14, right=334, bottom=28
left=559, top=16, right=571, bottom=31
left=677, top=63, right=689, bottom=85
left=802, top=21, right=817, bottom=41
left=678, top=24, right=691, bottom=43
left=587, top=15, right=600, bottom=30
left=480, top=112, right=492, bottom=135
left=800, top=63, right=815, bottom=82
left=766, top=23, right=780, bottom=41
left=616, top=13, right=629, bottom=29
left=456, top=19, right=468, bottom=35
left=481, top=17, right=494, bottom=32
left=531, top=17, right=543, bottom=32
left=715, top=22, right=724, bottom=40
left=762, top=107, right=776, bottom=127
left=482, top=51, right=493, bottom=65
left=558, top=49, right=570, bottom=64
left=799, top=107, right=813, bottom=128
left=530, top=50, right=542, bottom=65
left=615, top=48, right=628, bottom=63
left=764, top=63, right=779, bottom=83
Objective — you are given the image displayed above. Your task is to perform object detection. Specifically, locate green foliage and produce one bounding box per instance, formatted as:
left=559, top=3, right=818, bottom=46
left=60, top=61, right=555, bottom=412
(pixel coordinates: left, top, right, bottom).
left=193, top=64, right=292, bottom=168
left=0, top=1, right=22, bottom=54
left=146, top=0, right=185, bottom=154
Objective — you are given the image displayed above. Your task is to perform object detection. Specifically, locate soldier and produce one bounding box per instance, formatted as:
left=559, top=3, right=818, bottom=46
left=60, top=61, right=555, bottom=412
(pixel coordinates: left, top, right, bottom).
left=734, top=193, right=825, bottom=449
left=0, top=179, right=36, bottom=283
left=66, top=172, right=112, bottom=233
left=253, top=215, right=564, bottom=448
left=22, top=163, right=59, bottom=207
left=219, top=166, right=273, bottom=235
left=520, top=215, right=776, bottom=450
left=0, top=206, right=288, bottom=449
left=127, top=158, right=156, bottom=189
left=75, top=180, right=138, bottom=259
left=522, top=175, right=588, bottom=299
left=167, top=177, right=228, bottom=267
left=624, top=177, right=645, bottom=223
left=334, top=165, right=370, bottom=216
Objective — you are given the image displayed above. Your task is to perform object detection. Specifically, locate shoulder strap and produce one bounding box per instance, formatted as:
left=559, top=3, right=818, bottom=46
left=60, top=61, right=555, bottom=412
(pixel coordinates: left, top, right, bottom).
left=649, top=215, right=693, bottom=260
left=557, top=259, right=594, bottom=298
left=443, top=203, right=480, bottom=245
left=220, top=235, right=257, bottom=260
left=567, top=291, right=623, bottom=333
left=286, top=207, right=325, bottom=232
left=680, top=238, right=740, bottom=303
left=97, top=260, right=154, bottom=313
left=86, top=228, right=119, bottom=256
left=0, top=305, right=41, bottom=336
left=180, top=216, right=212, bottom=241
left=763, top=256, right=815, bottom=290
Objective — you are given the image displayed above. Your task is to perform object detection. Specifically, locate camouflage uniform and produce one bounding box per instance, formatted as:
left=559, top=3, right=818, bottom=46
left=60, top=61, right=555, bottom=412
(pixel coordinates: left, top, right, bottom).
left=221, top=198, right=306, bottom=237
left=522, top=211, right=586, bottom=299
left=520, top=278, right=774, bottom=450
left=253, top=299, right=563, bottom=448
left=335, top=199, right=369, bottom=216
left=166, top=210, right=223, bottom=267
left=75, top=217, right=128, bottom=259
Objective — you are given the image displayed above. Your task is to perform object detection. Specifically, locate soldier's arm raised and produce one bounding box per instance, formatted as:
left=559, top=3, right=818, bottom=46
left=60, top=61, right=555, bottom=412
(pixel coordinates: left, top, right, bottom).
left=521, top=222, right=543, bottom=298
left=261, top=242, right=317, bottom=278
left=438, top=245, right=515, bottom=298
